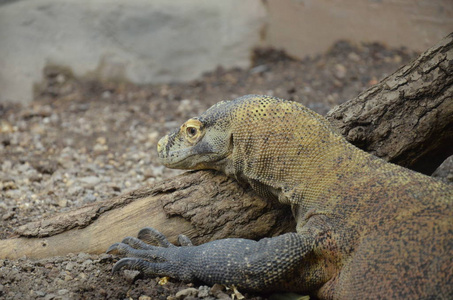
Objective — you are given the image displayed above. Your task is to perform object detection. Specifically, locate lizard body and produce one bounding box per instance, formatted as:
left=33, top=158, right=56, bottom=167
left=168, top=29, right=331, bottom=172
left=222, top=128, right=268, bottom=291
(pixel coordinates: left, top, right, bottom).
left=109, top=95, right=453, bottom=299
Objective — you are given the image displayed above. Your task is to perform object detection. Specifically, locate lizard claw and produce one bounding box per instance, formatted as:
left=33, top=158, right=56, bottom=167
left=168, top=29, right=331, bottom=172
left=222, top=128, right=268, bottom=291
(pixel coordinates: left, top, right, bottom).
left=137, top=227, right=177, bottom=247
left=106, top=242, right=122, bottom=255
left=112, top=257, right=139, bottom=273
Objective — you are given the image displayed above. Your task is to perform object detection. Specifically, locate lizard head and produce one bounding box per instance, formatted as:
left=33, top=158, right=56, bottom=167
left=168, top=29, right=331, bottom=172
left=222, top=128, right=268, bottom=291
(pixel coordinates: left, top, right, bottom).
left=157, top=101, right=234, bottom=170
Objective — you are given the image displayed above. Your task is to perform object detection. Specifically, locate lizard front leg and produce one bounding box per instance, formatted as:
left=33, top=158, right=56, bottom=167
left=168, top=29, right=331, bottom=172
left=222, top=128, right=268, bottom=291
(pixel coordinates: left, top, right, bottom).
left=107, top=227, right=315, bottom=291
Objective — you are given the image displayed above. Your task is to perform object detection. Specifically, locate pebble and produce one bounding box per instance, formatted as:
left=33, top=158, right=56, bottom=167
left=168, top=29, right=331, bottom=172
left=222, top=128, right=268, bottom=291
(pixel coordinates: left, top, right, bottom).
left=197, top=285, right=210, bottom=298
left=77, top=272, right=88, bottom=281
left=347, top=52, right=360, bottom=62
left=35, top=290, right=46, bottom=297
left=83, top=193, right=97, bottom=203
left=44, top=293, right=56, bottom=300
left=79, top=176, right=101, bottom=187
left=175, top=287, right=198, bottom=299
left=58, top=199, right=68, bottom=208
left=65, top=262, right=75, bottom=271
left=82, top=259, right=93, bottom=267
left=334, top=63, right=347, bottom=79
left=57, top=289, right=69, bottom=295
left=123, top=270, right=141, bottom=284
left=77, top=253, right=90, bottom=261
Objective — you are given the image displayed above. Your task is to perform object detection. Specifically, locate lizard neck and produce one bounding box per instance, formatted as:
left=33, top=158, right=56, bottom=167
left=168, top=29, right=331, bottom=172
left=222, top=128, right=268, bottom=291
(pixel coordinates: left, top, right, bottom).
left=228, top=127, right=374, bottom=212
left=294, top=141, right=372, bottom=207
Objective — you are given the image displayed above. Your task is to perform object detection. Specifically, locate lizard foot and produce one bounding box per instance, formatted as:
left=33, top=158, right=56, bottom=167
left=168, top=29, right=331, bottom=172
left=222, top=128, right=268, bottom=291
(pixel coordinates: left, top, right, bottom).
left=107, top=227, right=196, bottom=280
left=107, top=227, right=313, bottom=291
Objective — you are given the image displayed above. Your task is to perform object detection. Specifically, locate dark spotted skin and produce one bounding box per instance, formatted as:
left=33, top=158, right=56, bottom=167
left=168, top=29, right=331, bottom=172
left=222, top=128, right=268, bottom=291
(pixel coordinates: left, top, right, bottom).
left=108, top=95, right=453, bottom=299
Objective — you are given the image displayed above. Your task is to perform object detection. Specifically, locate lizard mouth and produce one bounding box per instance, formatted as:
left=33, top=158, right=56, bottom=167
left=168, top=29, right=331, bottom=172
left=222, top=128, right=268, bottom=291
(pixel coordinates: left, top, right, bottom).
left=157, top=144, right=215, bottom=169
left=158, top=149, right=193, bottom=169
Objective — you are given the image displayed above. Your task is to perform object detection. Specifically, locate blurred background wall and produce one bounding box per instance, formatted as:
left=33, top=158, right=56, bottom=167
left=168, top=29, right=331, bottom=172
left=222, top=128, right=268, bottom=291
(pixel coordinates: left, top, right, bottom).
left=0, top=0, right=451, bottom=103
left=265, top=0, right=453, bottom=59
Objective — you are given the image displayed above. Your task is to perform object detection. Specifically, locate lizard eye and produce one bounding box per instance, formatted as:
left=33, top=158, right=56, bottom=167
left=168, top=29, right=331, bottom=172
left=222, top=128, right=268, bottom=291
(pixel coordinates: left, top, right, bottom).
left=182, top=119, right=203, bottom=140
left=186, top=126, right=198, bottom=137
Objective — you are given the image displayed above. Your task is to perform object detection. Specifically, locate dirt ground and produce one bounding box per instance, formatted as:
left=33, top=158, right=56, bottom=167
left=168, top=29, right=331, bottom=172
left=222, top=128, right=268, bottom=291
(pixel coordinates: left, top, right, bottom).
left=0, top=41, right=450, bottom=299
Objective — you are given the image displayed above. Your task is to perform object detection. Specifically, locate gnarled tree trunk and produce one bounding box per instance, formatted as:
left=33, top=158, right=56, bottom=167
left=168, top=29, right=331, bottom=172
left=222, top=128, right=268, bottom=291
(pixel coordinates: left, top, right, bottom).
left=327, top=33, right=453, bottom=174
left=0, top=33, right=452, bottom=259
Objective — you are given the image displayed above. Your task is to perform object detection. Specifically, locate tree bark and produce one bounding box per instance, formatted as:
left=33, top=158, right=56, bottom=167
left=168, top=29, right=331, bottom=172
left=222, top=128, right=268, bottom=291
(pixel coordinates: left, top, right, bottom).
left=1, top=34, right=451, bottom=259
left=326, top=33, right=453, bottom=175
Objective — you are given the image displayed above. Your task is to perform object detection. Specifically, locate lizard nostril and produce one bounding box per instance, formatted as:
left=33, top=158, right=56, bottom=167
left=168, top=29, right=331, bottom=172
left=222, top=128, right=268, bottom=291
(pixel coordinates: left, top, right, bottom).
left=157, top=136, right=166, bottom=153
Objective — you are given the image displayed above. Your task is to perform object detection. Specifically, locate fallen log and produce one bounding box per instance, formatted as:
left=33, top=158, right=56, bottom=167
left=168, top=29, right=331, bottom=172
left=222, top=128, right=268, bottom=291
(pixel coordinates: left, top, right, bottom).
left=1, top=33, right=451, bottom=259
left=0, top=171, right=294, bottom=259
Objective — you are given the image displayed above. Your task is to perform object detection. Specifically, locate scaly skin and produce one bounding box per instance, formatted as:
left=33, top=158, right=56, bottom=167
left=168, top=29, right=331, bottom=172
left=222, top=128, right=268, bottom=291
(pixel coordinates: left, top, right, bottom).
left=108, top=95, right=453, bottom=299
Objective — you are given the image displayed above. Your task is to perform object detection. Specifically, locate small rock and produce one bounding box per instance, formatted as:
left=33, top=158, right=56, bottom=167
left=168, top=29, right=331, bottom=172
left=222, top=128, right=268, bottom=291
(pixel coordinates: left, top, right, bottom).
left=1, top=160, right=13, bottom=171
left=5, top=189, right=21, bottom=199
left=3, top=181, right=17, bottom=190
left=210, top=284, right=231, bottom=300
left=58, top=199, right=68, bottom=208
left=79, top=176, right=101, bottom=187
left=393, top=54, right=402, bottom=64
left=30, top=124, right=46, bottom=135
left=96, top=137, right=107, bottom=145
left=77, top=253, right=90, bottom=261
left=0, top=120, right=14, bottom=133
left=83, top=193, right=97, bottom=203
left=334, top=63, right=347, bottom=79
left=93, top=143, right=108, bottom=153
left=151, top=165, right=165, bottom=177
left=68, top=185, right=83, bottom=196
left=175, top=287, right=198, bottom=299
left=139, top=296, right=151, bottom=300
left=197, top=286, right=210, bottom=298
left=64, top=274, right=73, bottom=281
left=250, top=64, right=269, bottom=74
left=65, top=262, right=75, bottom=271
left=44, top=293, right=56, bottom=300
left=101, top=90, right=111, bottom=99
left=35, top=290, right=46, bottom=297
left=82, top=259, right=93, bottom=268
left=368, top=77, right=379, bottom=86
left=57, top=289, right=69, bottom=295
left=110, top=184, right=121, bottom=192
left=56, top=74, right=66, bottom=84
left=78, top=272, right=88, bottom=282
left=348, top=52, right=361, bottom=62
left=124, top=270, right=141, bottom=284
left=2, top=211, right=15, bottom=221
left=148, top=131, right=159, bottom=143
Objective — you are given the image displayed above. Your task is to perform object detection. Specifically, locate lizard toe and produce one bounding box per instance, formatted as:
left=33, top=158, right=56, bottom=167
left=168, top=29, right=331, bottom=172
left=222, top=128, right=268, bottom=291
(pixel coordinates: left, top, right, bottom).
left=121, top=236, right=154, bottom=250
left=178, top=234, right=194, bottom=246
left=106, top=242, right=122, bottom=255
left=138, top=227, right=176, bottom=248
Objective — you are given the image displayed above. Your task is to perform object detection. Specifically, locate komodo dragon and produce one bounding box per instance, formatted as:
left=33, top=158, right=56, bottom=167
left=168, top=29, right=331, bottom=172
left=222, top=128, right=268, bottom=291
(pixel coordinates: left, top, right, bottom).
left=108, top=95, right=453, bottom=299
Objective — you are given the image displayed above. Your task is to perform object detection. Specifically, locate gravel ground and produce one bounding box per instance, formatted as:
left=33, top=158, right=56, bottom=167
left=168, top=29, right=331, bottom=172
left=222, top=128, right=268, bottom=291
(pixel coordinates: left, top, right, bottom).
left=0, top=41, right=449, bottom=299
